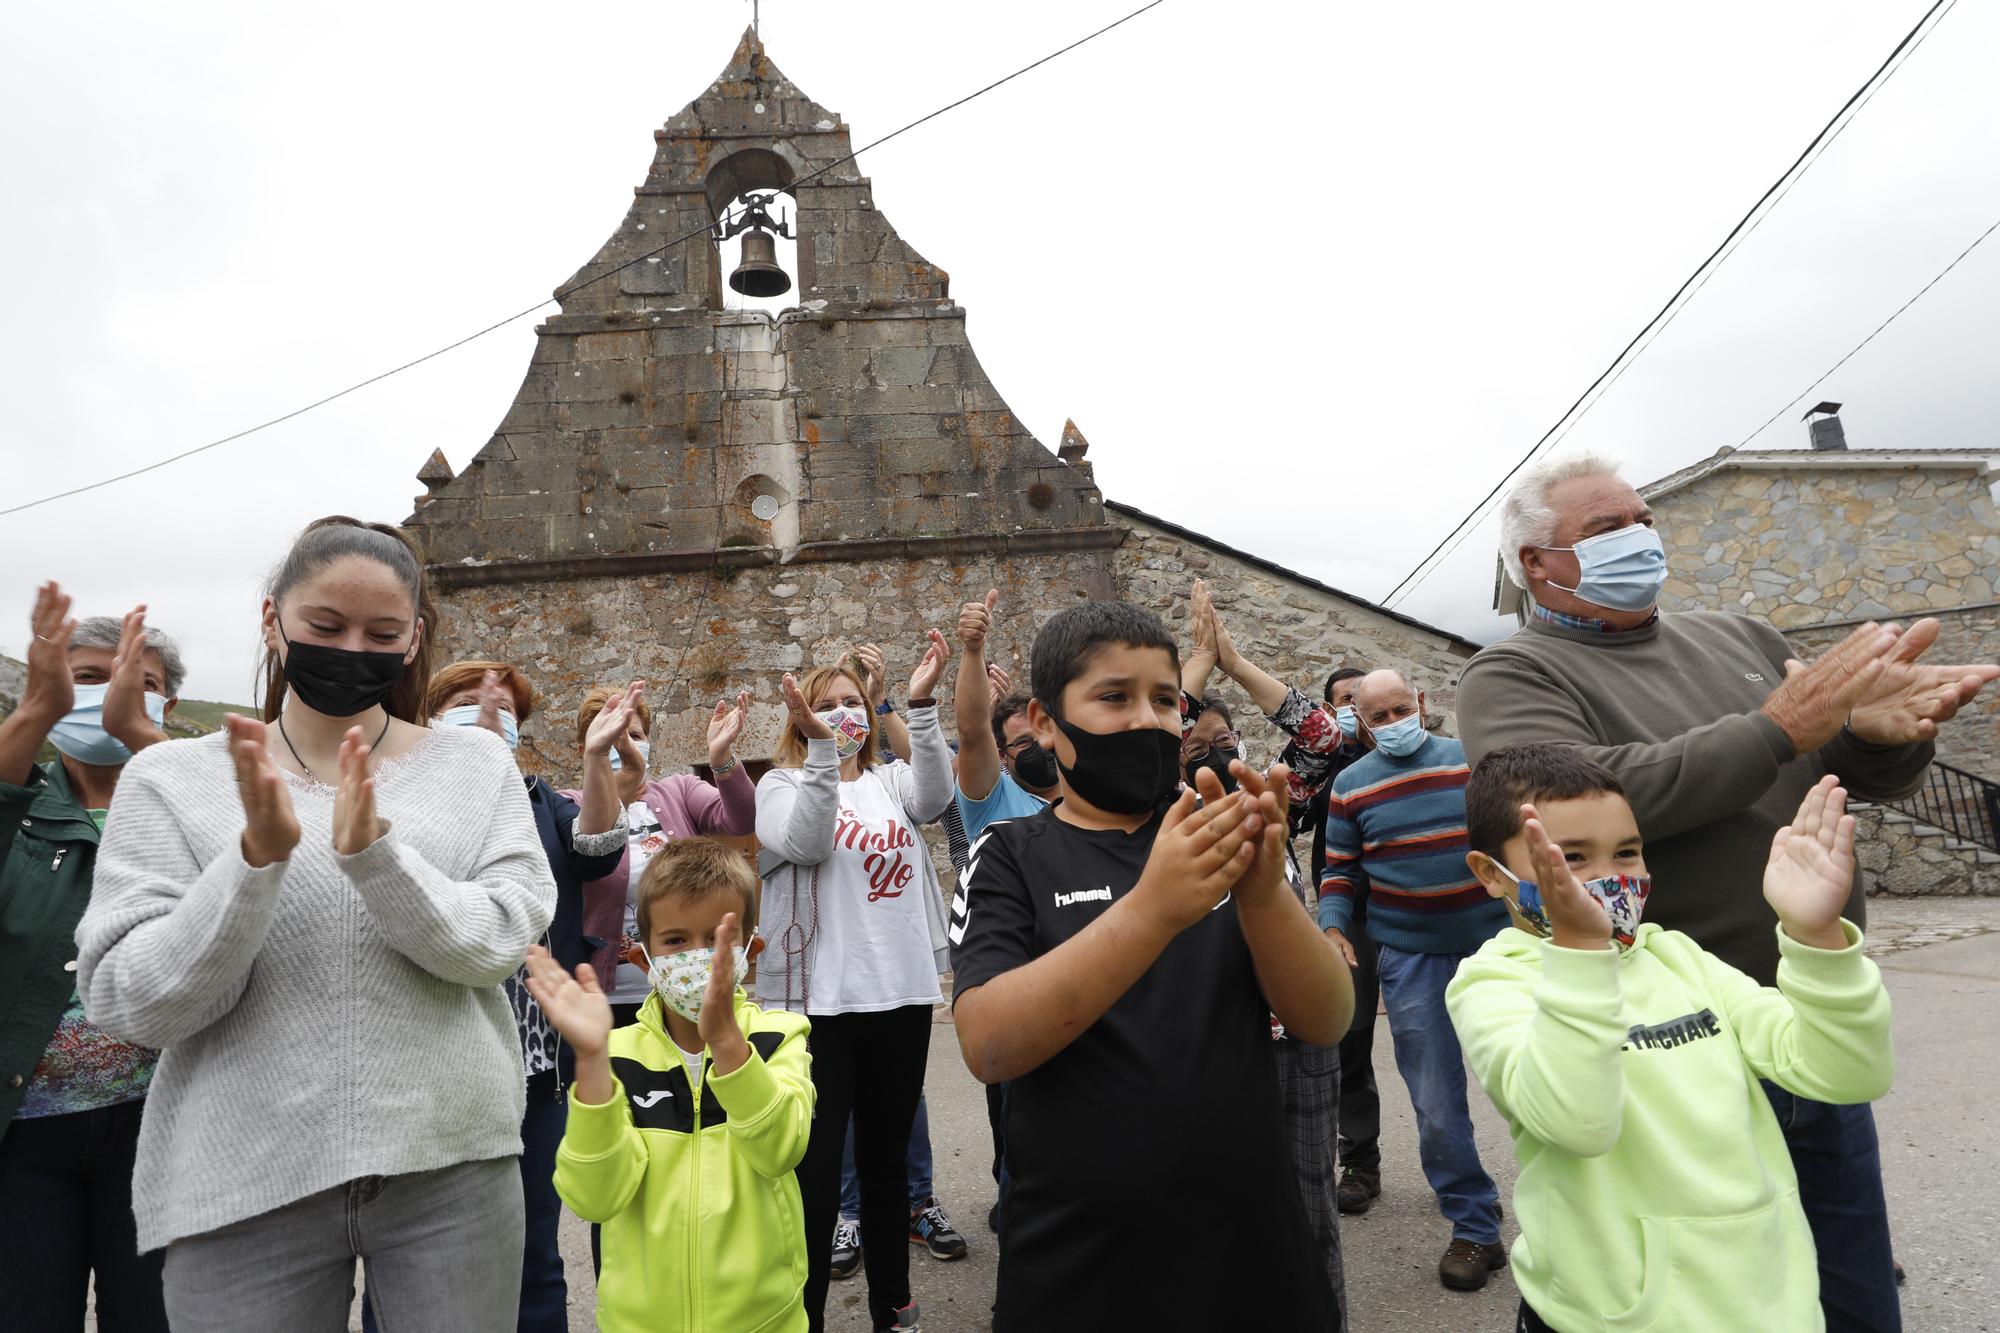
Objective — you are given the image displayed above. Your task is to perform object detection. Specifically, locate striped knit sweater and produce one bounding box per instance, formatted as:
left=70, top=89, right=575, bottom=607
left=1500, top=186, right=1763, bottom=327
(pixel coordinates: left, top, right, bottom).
left=1316, top=733, right=1507, bottom=956
left=74, top=725, right=556, bottom=1252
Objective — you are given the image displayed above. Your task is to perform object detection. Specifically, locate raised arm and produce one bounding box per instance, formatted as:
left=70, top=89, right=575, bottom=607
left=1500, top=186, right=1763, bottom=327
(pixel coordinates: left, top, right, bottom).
left=1, top=582, right=77, bottom=788
left=578, top=679, right=643, bottom=838
left=881, top=629, right=956, bottom=824
left=754, top=674, right=842, bottom=864
left=677, top=689, right=758, bottom=836
left=76, top=720, right=300, bottom=1047
left=955, top=590, right=1005, bottom=803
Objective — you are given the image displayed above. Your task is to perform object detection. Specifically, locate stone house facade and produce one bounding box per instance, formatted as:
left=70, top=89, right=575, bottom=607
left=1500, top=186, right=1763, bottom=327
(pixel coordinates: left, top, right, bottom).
left=405, top=30, right=1477, bottom=799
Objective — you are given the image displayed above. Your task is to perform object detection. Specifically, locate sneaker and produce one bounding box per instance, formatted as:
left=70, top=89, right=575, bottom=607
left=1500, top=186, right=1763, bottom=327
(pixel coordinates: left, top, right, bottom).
left=881, top=1300, right=922, bottom=1331
left=830, top=1217, right=862, bottom=1280
left=1335, top=1168, right=1380, bottom=1215
left=909, top=1195, right=968, bottom=1261
left=1439, top=1237, right=1507, bottom=1291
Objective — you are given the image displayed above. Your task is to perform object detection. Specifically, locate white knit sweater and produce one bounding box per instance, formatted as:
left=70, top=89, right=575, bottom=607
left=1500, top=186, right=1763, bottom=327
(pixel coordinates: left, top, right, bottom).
left=75, top=724, right=555, bottom=1252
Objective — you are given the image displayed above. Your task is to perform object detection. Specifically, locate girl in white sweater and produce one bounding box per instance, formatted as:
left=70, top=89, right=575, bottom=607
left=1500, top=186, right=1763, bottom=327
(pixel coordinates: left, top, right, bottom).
left=755, top=632, right=954, bottom=1333
left=75, top=517, right=555, bottom=1332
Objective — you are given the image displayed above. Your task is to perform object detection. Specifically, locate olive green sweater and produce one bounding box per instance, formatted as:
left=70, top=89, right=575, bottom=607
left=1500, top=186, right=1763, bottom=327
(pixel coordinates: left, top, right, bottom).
left=1458, top=611, right=1932, bottom=984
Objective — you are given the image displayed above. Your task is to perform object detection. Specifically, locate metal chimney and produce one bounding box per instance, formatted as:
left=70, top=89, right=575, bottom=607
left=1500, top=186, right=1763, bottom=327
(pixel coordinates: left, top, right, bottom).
left=1803, top=401, right=1847, bottom=452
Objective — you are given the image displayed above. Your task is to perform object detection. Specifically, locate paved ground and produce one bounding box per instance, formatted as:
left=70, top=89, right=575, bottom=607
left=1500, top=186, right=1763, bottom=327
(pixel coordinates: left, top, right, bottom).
left=138, top=894, right=1982, bottom=1331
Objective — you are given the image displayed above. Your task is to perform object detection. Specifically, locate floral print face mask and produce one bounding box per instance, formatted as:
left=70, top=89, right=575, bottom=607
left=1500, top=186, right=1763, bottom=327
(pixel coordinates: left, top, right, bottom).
left=642, top=943, right=751, bottom=1022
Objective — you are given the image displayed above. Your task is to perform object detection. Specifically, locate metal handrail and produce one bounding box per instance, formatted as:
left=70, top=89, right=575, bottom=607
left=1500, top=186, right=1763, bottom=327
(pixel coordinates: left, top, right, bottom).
left=1883, top=760, right=2000, bottom=854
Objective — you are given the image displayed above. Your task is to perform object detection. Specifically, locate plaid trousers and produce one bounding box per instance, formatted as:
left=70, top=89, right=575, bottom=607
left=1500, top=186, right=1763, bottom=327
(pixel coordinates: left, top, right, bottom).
left=1276, top=1035, right=1346, bottom=1330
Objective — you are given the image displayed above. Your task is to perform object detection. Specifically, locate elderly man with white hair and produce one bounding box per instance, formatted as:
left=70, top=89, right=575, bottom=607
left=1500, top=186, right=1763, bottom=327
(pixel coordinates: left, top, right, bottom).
left=1459, top=452, right=1999, bottom=1333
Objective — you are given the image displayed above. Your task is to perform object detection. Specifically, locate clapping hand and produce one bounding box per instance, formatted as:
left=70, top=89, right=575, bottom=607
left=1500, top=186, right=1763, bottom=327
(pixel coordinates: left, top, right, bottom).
left=986, top=661, right=1013, bottom=697
left=523, top=945, right=613, bottom=1059
left=707, top=689, right=750, bottom=769
left=473, top=670, right=512, bottom=742
left=103, top=606, right=169, bottom=751
left=1224, top=760, right=1294, bottom=906
left=1845, top=618, right=1999, bottom=746
left=586, top=681, right=645, bottom=759
left=781, top=673, right=835, bottom=740
left=1134, top=779, right=1262, bottom=932
left=23, top=581, right=77, bottom=720
left=332, top=726, right=386, bottom=857
left=1519, top=804, right=1613, bottom=951
left=1763, top=776, right=1857, bottom=950
left=851, top=644, right=889, bottom=709
left=698, top=912, right=752, bottom=1074
left=908, top=628, right=950, bottom=700
left=226, top=714, right=300, bottom=869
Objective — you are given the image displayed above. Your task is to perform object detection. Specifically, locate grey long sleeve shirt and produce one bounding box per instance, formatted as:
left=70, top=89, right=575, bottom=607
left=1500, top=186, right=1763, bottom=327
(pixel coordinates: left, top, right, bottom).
left=1458, top=610, right=1932, bottom=984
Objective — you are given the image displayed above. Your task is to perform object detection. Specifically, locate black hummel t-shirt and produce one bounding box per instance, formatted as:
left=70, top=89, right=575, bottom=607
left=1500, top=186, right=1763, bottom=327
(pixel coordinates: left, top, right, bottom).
left=949, top=804, right=1335, bottom=1331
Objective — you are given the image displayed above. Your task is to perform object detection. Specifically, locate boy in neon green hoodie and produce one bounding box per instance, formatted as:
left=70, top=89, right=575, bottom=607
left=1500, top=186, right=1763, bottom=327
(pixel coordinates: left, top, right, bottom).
left=525, top=838, right=814, bottom=1333
left=1448, top=745, right=1892, bottom=1333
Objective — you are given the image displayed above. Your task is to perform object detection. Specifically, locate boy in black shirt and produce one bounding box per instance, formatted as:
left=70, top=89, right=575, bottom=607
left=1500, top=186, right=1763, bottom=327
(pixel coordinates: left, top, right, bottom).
left=949, top=602, right=1353, bottom=1331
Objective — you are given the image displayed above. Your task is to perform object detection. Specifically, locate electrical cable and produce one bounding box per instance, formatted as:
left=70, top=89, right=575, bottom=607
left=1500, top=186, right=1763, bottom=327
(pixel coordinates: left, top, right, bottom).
left=1376, top=0, right=1955, bottom=609
left=0, top=0, right=1167, bottom=521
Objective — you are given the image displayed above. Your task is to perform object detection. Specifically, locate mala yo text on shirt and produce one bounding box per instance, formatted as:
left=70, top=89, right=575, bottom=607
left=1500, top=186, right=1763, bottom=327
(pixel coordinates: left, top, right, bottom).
left=834, top=806, right=918, bottom=901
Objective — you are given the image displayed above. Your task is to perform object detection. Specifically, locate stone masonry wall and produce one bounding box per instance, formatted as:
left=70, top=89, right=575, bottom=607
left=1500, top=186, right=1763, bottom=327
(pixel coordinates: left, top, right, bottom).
left=1654, top=465, right=2000, bottom=629
left=436, top=546, right=1120, bottom=787
left=1112, top=516, right=1477, bottom=766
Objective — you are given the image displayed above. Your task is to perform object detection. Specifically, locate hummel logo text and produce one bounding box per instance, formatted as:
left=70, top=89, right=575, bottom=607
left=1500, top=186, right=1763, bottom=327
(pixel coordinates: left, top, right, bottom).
left=1054, top=887, right=1115, bottom=908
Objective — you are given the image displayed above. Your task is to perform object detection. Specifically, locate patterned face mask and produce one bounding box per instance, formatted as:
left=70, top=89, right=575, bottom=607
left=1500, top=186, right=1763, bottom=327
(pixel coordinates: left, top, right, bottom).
left=816, top=705, right=871, bottom=761
left=642, top=943, right=751, bottom=1022
left=1484, top=859, right=1652, bottom=949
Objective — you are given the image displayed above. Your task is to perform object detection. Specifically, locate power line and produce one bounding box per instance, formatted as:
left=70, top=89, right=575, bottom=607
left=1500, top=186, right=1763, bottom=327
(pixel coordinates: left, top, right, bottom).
left=1377, top=0, right=1954, bottom=609
left=1, top=0, right=1168, bottom=521
left=1728, top=211, right=2000, bottom=451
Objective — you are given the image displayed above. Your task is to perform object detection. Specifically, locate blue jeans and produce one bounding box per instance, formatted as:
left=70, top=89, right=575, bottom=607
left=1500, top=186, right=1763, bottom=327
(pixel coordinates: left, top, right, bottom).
left=1761, top=1082, right=1901, bottom=1332
left=840, top=1092, right=934, bottom=1218
left=1375, top=944, right=1501, bottom=1245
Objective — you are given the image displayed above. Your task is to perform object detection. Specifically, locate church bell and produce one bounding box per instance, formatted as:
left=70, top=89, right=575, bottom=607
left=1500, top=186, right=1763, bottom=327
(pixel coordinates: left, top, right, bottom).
left=729, top=227, right=792, bottom=299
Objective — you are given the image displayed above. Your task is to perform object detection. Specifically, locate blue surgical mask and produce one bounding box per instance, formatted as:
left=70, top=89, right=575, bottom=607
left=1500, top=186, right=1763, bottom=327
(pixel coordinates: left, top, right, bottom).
left=436, top=704, right=519, bottom=751
left=1334, top=705, right=1360, bottom=740
left=609, top=740, right=650, bottom=773
left=1543, top=524, right=1668, bottom=613
left=49, top=684, right=168, bottom=767
left=1370, top=713, right=1428, bottom=759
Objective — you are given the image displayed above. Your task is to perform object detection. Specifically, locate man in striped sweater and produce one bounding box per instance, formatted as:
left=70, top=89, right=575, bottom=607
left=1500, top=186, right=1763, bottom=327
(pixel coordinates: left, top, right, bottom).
left=1319, top=669, right=1509, bottom=1294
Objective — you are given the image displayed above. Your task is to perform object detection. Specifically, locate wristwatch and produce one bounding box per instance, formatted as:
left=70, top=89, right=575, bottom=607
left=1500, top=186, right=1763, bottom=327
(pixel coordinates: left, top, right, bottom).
left=875, top=698, right=896, bottom=717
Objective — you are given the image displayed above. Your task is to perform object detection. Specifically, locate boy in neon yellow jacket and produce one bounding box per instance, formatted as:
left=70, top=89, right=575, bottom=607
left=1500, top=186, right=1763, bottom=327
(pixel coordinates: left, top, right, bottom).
left=1448, top=745, right=1892, bottom=1333
left=527, top=838, right=814, bottom=1333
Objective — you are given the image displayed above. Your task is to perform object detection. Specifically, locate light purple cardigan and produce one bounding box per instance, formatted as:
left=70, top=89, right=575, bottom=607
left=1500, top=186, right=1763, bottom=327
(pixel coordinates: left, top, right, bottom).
left=565, top=768, right=758, bottom=986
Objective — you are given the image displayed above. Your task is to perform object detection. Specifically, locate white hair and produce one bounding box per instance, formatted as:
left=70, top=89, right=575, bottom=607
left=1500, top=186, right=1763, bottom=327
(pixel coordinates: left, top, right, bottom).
left=1496, top=452, right=1626, bottom=588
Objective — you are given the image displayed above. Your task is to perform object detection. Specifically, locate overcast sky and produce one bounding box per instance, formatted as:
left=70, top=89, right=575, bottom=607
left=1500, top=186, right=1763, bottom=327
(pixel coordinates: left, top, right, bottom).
left=4, top=0, right=1997, bottom=702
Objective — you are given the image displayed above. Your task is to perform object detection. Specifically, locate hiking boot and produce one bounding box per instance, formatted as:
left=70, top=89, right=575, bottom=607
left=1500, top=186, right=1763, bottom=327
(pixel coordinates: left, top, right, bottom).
left=1335, top=1168, right=1381, bottom=1215
left=1439, top=1237, right=1507, bottom=1291
left=830, top=1217, right=862, bottom=1280
left=909, top=1195, right=968, bottom=1260
left=880, top=1300, right=922, bottom=1331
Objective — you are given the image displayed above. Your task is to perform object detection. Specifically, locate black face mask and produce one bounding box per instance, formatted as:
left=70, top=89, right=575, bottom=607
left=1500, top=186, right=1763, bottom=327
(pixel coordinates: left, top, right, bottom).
left=1184, top=746, right=1240, bottom=795
left=1011, top=741, right=1059, bottom=791
left=1054, top=717, right=1183, bottom=815
left=278, top=621, right=410, bottom=718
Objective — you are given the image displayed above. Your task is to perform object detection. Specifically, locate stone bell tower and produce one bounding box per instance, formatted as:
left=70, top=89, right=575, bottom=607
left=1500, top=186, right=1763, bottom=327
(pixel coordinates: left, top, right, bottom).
left=405, top=29, right=1119, bottom=774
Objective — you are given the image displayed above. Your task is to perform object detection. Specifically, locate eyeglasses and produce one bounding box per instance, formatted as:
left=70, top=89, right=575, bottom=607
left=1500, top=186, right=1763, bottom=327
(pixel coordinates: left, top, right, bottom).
left=1181, top=731, right=1239, bottom=763
left=1002, top=737, right=1039, bottom=758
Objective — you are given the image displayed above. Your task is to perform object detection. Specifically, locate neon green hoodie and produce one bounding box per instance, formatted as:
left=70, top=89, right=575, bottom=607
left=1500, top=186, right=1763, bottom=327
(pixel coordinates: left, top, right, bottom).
left=1447, top=920, right=1892, bottom=1333
left=554, top=991, right=814, bottom=1333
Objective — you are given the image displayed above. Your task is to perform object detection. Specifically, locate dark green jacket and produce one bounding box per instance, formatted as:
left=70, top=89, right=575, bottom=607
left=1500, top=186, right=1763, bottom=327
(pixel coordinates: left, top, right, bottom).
left=0, top=759, right=103, bottom=1131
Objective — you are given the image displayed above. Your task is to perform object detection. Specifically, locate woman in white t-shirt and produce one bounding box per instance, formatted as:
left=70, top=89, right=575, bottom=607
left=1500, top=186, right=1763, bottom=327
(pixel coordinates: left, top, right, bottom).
left=572, top=682, right=757, bottom=1024
left=756, top=633, right=954, bottom=1333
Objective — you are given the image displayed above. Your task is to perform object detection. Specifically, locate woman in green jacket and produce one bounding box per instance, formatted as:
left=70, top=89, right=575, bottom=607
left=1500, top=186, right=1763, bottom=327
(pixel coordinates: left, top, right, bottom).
left=0, top=582, right=183, bottom=1331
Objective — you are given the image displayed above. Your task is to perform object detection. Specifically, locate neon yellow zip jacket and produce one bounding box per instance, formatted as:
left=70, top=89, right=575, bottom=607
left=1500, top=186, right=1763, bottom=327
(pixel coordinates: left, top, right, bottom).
left=555, top=991, right=814, bottom=1333
left=1447, top=921, right=1892, bottom=1333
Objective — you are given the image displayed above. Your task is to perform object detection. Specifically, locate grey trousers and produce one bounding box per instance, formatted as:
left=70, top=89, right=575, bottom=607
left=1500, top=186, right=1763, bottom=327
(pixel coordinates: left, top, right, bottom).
left=1277, top=1035, right=1347, bottom=1330
left=161, top=1156, right=523, bottom=1333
